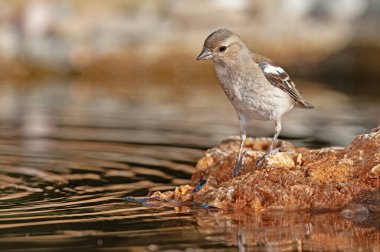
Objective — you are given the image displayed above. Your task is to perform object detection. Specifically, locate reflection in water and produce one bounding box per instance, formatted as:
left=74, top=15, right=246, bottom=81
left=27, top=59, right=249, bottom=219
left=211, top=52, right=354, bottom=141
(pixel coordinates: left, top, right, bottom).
left=0, top=80, right=379, bottom=251
left=196, top=211, right=380, bottom=251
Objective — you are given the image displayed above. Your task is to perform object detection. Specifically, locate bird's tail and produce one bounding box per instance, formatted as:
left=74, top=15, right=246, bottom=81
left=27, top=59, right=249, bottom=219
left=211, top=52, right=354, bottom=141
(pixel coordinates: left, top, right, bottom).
left=296, top=100, right=314, bottom=109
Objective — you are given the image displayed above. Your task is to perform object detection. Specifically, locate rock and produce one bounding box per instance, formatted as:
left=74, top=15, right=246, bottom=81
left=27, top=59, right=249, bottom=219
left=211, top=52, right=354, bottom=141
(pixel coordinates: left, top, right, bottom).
left=143, top=127, right=380, bottom=212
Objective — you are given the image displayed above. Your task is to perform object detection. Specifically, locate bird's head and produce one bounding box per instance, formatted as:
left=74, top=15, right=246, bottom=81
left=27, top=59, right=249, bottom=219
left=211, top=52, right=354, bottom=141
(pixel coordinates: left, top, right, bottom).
left=196, top=29, right=249, bottom=63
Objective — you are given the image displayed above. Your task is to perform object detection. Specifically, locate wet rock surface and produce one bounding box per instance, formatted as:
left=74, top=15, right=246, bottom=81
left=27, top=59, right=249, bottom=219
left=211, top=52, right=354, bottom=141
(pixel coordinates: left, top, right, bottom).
left=148, top=126, right=380, bottom=212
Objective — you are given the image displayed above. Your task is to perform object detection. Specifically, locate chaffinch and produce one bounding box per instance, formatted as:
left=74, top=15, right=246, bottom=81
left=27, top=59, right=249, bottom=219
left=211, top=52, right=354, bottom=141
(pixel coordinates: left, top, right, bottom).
left=197, top=28, right=313, bottom=176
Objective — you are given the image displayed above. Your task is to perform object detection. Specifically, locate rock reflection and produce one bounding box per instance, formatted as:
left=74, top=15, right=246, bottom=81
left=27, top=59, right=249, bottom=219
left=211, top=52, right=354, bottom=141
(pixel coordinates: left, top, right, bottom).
left=195, top=210, right=380, bottom=251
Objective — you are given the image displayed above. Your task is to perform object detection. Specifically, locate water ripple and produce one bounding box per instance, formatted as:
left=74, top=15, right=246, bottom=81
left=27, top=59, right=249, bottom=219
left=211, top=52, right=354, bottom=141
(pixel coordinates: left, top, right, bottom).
left=0, top=81, right=379, bottom=251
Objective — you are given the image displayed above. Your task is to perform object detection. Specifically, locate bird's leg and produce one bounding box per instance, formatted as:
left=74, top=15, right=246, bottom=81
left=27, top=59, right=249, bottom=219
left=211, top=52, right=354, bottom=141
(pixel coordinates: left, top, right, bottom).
left=256, top=119, right=281, bottom=168
left=232, top=117, right=247, bottom=177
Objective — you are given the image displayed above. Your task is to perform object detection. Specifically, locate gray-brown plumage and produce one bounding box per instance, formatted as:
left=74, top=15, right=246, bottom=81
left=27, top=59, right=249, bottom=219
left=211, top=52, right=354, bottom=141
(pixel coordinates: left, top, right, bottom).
left=197, top=28, right=314, bottom=176
left=253, top=55, right=313, bottom=109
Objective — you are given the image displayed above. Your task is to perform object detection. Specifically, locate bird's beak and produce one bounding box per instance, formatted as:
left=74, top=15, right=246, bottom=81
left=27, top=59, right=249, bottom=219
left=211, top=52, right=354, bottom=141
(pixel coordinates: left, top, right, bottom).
left=196, top=47, right=213, bottom=60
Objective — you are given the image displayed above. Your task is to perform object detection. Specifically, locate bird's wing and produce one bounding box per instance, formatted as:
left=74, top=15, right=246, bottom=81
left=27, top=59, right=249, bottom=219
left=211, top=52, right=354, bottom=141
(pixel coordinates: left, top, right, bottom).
left=253, top=54, right=314, bottom=109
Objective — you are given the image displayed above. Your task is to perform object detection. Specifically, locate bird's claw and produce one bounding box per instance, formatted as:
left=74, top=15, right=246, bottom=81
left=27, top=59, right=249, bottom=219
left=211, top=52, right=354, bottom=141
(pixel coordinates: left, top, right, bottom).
left=232, top=164, right=241, bottom=177
left=232, top=151, right=246, bottom=177
left=256, top=153, right=269, bottom=168
left=256, top=147, right=281, bottom=168
left=271, top=148, right=280, bottom=154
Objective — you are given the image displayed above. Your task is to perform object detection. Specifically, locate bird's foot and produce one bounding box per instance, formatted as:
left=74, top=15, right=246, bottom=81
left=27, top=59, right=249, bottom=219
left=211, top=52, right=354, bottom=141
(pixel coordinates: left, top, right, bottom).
left=255, top=154, right=268, bottom=168
left=256, top=148, right=280, bottom=168
left=271, top=148, right=280, bottom=154
left=232, top=151, right=246, bottom=177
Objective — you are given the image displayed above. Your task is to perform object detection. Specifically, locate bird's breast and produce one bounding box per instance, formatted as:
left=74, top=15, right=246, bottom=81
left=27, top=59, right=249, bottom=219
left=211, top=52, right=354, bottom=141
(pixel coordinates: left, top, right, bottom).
left=214, top=63, right=293, bottom=121
left=215, top=64, right=257, bottom=102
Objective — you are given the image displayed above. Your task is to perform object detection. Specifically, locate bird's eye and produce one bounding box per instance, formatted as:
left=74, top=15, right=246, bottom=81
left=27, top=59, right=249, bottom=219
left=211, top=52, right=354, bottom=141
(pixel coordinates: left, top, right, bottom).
left=219, top=46, right=227, bottom=52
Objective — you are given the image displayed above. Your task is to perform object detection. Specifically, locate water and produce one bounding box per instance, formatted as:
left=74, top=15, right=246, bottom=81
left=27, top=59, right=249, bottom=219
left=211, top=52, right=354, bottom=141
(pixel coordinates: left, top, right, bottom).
left=0, top=79, right=379, bottom=251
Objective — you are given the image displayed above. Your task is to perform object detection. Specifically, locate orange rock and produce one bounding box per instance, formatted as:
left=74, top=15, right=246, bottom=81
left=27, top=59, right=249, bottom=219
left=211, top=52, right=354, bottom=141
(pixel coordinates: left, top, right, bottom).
left=147, top=127, right=380, bottom=211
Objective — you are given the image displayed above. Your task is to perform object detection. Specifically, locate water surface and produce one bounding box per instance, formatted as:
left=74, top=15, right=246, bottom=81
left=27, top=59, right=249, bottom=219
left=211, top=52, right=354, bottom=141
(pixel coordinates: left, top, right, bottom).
left=0, top=80, right=379, bottom=251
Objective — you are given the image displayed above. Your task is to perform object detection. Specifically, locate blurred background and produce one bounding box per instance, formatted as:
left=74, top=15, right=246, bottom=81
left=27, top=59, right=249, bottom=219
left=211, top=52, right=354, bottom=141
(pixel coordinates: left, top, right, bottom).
left=0, top=0, right=379, bottom=146
left=1, top=1, right=380, bottom=251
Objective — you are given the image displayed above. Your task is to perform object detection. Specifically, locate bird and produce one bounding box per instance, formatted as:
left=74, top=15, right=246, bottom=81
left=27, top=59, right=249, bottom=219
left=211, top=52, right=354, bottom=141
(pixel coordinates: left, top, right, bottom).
left=196, top=28, right=314, bottom=176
